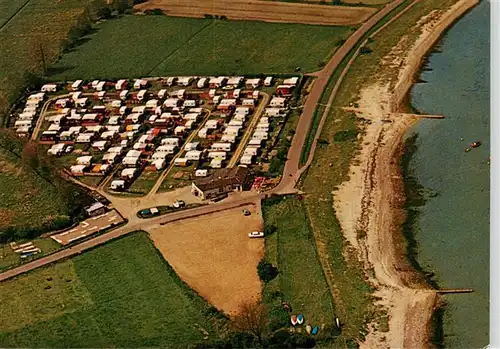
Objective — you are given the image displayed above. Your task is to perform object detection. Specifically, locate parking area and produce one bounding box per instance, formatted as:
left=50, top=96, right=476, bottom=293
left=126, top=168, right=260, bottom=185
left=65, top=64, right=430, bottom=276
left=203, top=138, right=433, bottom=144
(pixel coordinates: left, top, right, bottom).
left=50, top=209, right=125, bottom=245
left=12, top=76, right=300, bottom=195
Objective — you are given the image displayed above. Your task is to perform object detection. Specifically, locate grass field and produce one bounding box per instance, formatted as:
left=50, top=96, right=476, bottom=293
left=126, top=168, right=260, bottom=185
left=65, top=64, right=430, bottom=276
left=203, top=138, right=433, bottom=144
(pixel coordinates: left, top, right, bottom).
left=295, top=0, right=460, bottom=344
left=0, top=148, right=88, bottom=232
left=49, top=15, right=353, bottom=80
left=0, top=0, right=94, bottom=124
left=0, top=232, right=224, bottom=347
left=261, top=196, right=334, bottom=327
left=0, top=0, right=28, bottom=28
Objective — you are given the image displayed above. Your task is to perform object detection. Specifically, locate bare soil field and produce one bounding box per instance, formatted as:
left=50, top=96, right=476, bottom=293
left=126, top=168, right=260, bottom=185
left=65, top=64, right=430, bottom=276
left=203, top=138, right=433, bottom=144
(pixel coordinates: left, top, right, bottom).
left=148, top=205, right=264, bottom=315
left=134, top=0, right=377, bottom=26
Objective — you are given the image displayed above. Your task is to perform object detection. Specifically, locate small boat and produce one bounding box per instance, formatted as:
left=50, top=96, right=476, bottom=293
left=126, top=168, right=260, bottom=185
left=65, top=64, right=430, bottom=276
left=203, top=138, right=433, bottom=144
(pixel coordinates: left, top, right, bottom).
left=297, top=314, right=304, bottom=325
left=291, top=315, right=298, bottom=326
left=306, top=325, right=312, bottom=334
left=471, top=141, right=482, bottom=148
left=335, top=317, right=340, bottom=328
left=311, top=326, right=319, bottom=335
left=465, top=148, right=471, bottom=153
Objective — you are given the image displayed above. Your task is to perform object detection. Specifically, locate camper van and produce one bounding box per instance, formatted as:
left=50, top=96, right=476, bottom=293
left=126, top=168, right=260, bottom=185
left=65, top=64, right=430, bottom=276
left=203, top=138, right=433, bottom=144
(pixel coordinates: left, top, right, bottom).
left=208, top=151, right=227, bottom=160
left=211, top=143, right=232, bottom=152
left=185, top=150, right=202, bottom=161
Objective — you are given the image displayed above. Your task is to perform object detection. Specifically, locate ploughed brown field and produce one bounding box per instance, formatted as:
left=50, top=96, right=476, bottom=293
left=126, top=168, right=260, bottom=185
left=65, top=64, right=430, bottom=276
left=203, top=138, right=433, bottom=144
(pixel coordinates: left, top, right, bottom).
left=134, top=0, right=377, bottom=26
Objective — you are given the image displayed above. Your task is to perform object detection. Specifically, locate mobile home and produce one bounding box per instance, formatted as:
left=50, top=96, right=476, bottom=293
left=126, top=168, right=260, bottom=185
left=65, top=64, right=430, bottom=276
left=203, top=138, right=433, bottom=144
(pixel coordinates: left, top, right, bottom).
left=161, top=137, right=179, bottom=146
left=72, top=80, right=83, bottom=90
left=110, top=180, right=126, bottom=191
left=208, top=151, right=227, bottom=160
left=115, top=79, right=127, bottom=90
left=269, top=97, right=287, bottom=108
left=184, top=142, right=199, bottom=151
left=221, top=134, right=236, bottom=143
left=197, top=77, right=208, bottom=89
left=134, top=79, right=148, bottom=89
left=120, top=90, right=129, bottom=100
left=245, top=78, right=261, bottom=89
left=244, top=147, right=258, bottom=156
left=41, top=84, right=57, bottom=92
left=240, top=154, right=254, bottom=165
left=252, top=131, right=268, bottom=140
left=156, top=89, right=167, bottom=99
left=210, top=158, right=223, bottom=168
left=177, top=76, right=193, bottom=87
left=137, top=89, right=148, bottom=101
left=283, top=77, right=299, bottom=86
left=185, top=150, right=202, bottom=161
left=174, top=158, right=189, bottom=167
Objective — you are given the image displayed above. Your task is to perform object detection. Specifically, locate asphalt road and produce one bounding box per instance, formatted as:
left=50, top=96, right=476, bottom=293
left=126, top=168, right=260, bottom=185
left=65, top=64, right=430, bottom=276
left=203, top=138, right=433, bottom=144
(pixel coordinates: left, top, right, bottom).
left=0, top=194, right=262, bottom=282
left=0, top=0, right=412, bottom=282
left=273, top=0, right=408, bottom=194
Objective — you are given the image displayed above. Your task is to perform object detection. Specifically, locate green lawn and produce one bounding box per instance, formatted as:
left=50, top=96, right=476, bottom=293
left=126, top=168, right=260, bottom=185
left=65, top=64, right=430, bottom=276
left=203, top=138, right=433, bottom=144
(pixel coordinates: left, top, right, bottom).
left=128, top=170, right=161, bottom=195
left=49, top=15, right=353, bottom=80
left=0, top=232, right=224, bottom=347
left=261, top=196, right=334, bottom=327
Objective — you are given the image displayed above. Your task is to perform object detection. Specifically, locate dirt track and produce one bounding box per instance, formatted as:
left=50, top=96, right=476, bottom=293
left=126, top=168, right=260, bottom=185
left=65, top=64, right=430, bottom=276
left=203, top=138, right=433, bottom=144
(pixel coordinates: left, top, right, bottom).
left=134, top=0, right=376, bottom=26
left=149, top=206, right=264, bottom=315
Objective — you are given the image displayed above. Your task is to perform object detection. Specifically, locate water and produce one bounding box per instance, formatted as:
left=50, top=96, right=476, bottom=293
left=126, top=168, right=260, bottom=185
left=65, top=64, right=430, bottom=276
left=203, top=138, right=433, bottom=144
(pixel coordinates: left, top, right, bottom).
left=406, top=1, right=490, bottom=348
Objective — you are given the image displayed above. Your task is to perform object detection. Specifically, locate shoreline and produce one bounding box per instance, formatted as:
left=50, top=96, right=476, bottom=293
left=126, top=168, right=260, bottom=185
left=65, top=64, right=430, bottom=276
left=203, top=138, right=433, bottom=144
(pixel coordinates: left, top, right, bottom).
left=332, top=0, right=480, bottom=348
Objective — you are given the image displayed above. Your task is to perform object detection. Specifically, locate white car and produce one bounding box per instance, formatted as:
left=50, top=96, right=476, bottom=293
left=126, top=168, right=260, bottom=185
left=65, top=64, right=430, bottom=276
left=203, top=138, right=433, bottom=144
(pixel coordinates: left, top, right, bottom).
left=248, top=231, right=264, bottom=238
left=173, top=200, right=186, bottom=208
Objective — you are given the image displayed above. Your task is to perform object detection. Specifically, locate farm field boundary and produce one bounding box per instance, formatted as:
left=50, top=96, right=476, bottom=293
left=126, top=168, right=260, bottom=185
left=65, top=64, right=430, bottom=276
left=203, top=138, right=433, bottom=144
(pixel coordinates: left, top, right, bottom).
left=134, top=0, right=377, bottom=26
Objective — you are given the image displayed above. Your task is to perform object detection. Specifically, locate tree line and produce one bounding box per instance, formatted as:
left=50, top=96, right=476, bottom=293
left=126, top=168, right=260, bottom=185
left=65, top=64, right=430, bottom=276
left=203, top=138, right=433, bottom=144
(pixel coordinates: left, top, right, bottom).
left=0, top=129, right=94, bottom=243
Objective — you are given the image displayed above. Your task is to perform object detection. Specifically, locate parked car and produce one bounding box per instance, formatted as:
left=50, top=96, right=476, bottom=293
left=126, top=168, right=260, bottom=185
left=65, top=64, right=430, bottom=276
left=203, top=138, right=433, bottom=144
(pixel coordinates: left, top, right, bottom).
left=248, top=231, right=264, bottom=238
left=173, top=200, right=185, bottom=208
left=140, top=207, right=159, bottom=217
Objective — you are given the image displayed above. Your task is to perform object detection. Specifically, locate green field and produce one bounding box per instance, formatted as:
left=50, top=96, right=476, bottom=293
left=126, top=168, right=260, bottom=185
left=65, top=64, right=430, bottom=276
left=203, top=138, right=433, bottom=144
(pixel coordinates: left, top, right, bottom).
left=0, top=232, right=224, bottom=347
left=0, top=0, right=94, bottom=124
left=0, top=147, right=92, bottom=234
left=49, top=15, right=353, bottom=80
left=261, top=196, right=334, bottom=327
left=0, top=0, right=28, bottom=28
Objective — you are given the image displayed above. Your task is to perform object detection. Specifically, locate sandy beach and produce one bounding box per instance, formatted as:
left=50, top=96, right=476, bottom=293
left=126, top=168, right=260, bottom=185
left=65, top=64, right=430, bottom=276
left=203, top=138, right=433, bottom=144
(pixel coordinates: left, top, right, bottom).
left=332, top=0, right=480, bottom=348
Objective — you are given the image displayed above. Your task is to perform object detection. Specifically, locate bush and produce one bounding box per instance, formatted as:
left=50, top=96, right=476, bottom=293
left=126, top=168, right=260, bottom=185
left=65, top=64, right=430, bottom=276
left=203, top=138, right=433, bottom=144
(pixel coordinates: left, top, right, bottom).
left=257, top=260, right=279, bottom=283
left=360, top=46, right=372, bottom=55
left=268, top=329, right=316, bottom=348
left=264, top=224, right=277, bottom=237
left=267, top=306, right=290, bottom=332
left=333, top=130, right=358, bottom=142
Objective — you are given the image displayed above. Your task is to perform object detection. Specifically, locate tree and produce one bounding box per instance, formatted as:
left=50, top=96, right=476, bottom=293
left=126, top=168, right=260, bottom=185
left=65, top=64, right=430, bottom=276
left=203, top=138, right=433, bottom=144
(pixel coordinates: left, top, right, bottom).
left=232, top=301, right=269, bottom=345
left=257, top=260, right=279, bottom=283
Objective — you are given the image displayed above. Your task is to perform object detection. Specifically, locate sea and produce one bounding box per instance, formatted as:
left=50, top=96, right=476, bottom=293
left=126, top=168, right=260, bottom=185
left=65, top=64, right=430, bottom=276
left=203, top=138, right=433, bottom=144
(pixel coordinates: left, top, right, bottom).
left=405, top=1, right=490, bottom=348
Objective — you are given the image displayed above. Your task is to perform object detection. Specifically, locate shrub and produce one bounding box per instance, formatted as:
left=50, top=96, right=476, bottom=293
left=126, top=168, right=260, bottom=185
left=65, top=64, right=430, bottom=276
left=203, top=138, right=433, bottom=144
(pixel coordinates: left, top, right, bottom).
left=267, top=306, right=290, bottom=332
left=360, top=46, right=372, bottom=55
left=257, top=260, right=279, bottom=283
left=333, top=129, right=358, bottom=142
